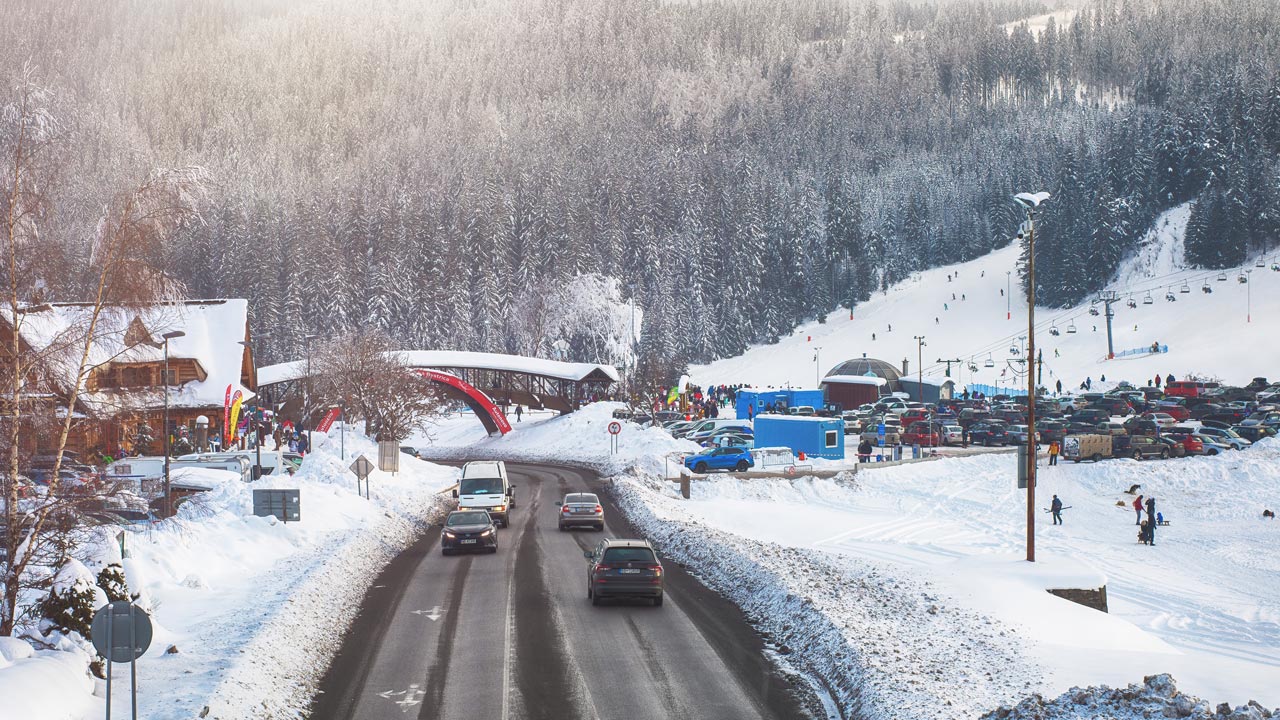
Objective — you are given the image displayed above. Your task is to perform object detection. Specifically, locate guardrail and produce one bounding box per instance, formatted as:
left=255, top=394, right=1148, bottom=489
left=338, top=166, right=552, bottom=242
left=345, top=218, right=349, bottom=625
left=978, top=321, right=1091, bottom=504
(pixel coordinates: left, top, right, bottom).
left=1111, top=344, right=1168, bottom=359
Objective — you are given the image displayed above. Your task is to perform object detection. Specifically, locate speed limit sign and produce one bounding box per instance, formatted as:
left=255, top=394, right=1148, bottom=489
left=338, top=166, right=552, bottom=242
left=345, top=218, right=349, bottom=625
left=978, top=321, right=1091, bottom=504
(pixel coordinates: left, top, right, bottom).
left=607, top=421, right=622, bottom=435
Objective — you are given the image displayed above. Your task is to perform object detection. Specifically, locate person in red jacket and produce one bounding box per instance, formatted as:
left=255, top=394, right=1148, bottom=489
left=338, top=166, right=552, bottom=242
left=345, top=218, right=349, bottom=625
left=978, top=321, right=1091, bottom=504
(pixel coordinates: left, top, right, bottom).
left=1133, top=495, right=1145, bottom=525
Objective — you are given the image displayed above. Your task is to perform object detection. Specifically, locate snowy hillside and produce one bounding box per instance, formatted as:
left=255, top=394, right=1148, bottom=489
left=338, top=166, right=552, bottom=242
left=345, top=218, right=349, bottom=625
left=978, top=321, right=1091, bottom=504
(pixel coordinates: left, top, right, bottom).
left=691, top=204, right=1280, bottom=392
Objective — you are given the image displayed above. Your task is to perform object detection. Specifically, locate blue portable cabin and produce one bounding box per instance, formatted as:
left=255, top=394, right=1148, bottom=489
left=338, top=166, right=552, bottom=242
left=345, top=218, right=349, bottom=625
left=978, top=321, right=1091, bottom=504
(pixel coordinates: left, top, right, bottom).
left=752, top=415, right=845, bottom=460
left=735, top=388, right=825, bottom=419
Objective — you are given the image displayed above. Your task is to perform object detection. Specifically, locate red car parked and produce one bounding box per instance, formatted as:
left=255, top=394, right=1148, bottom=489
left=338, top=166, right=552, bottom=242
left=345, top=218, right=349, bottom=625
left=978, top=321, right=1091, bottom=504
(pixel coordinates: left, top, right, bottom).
left=1154, top=402, right=1190, bottom=422
left=1164, top=431, right=1204, bottom=455
left=902, top=421, right=943, bottom=447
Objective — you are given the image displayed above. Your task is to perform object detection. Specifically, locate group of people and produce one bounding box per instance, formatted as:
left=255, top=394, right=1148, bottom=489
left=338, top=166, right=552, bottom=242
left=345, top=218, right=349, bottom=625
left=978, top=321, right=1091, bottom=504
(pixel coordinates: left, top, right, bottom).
left=1134, top=494, right=1162, bottom=545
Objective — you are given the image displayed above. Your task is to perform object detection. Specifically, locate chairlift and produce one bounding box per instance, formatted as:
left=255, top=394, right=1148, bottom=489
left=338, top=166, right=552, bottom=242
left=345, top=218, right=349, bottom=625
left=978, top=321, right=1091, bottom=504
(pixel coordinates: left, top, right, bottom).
left=1202, top=280, right=1212, bottom=293
left=1143, top=291, right=1154, bottom=305
left=968, top=363, right=980, bottom=373
left=1257, top=258, right=1267, bottom=268
left=1238, top=273, right=1248, bottom=283
left=1216, top=271, right=1227, bottom=282
left=1166, top=288, right=1177, bottom=302
left=1009, top=344, right=1020, bottom=355
left=1179, top=281, right=1191, bottom=294
left=1065, top=320, right=1078, bottom=334
left=984, top=354, right=995, bottom=368
left=1049, top=321, right=1061, bottom=336
left=1088, top=304, right=1100, bottom=316
left=1273, top=262, right=1280, bottom=272
left=1126, top=296, right=1137, bottom=309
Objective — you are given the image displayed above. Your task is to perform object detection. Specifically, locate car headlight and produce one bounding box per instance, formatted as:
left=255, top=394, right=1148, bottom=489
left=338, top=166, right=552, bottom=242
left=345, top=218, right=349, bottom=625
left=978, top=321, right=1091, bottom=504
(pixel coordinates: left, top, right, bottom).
left=443, top=530, right=457, bottom=538
left=480, top=529, right=493, bottom=537
left=493, top=505, right=506, bottom=512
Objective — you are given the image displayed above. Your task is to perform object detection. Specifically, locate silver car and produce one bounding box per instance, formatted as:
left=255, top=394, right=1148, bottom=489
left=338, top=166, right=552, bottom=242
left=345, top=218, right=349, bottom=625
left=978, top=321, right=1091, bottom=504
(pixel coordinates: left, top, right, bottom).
left=557, top=492, right=604, bottom=531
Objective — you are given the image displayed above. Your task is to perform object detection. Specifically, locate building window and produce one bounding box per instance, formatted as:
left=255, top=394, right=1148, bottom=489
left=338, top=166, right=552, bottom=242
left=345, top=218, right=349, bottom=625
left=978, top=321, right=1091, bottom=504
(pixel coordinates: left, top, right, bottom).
left=825, top=430, right=838, bottom=448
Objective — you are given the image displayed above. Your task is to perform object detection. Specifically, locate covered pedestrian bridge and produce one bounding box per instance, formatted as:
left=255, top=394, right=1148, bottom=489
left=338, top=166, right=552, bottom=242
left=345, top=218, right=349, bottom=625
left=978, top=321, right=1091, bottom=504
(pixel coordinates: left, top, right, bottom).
left=256, top=351, right=618, bottom=436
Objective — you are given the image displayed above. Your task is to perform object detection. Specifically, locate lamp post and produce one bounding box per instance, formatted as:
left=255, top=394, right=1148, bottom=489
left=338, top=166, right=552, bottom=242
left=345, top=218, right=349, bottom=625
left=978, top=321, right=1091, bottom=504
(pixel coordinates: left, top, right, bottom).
left=1013, top=191, right=1050, bottom=563
left=913, top=336, right=926, bottom=402
left=238, top=340, right=262, bottom=479
left=161, top=330, right=185, bottom=517
left=303, top=334, right=319, bottom=446
left=813, top=346, right=822, bottom=388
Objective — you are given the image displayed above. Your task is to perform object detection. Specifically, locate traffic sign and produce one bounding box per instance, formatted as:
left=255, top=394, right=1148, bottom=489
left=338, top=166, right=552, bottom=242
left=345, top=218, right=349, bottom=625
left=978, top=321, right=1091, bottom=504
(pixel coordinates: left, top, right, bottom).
left=91, top=601, right=153, bottom=663
left=607, top=421, right=622, bottom=435
left=350, top=455, right=374, bottom=479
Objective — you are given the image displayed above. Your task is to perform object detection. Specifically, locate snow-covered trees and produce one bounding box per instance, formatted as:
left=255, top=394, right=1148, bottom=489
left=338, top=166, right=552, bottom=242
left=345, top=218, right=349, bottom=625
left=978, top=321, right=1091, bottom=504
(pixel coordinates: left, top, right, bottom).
left=0, top=0, right=1276, bottom=378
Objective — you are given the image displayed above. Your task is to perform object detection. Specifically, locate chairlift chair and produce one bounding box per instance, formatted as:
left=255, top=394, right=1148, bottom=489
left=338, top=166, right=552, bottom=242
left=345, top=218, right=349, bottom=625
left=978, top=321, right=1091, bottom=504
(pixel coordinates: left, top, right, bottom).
left=968, top=363, right=980, bottom=373
left=1166, top=289, right=1177, bottom=302
left=1238, top=273, right=1248, bottom=283
left=1065, top=320, right=1078, bottom=334
left=1009, top=345, right=1019, bottom=355
left=1088, top=304, right=1100, bottom=316
left=1257, top=258, right=1267, bottom=268
left=1143, top=291, right=1154, bottom=305
left=1049, top=322, right=1061, bottom=336
left=984, top=354, right=995, bottom=368
left=1202, top=280, right=1212, bottom=293
left=1179, top=281, right=1191, bottom=293
left=1216, top=271, right=1227, bottom=282
left=1273, top=262, right=1280, bottom=272
left=1126, top=296, right=1137, bottom=309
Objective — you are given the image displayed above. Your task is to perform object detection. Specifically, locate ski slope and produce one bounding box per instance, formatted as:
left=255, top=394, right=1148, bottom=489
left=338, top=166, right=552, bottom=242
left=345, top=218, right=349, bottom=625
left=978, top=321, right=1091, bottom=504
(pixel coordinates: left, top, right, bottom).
left=691, top=204, right=1280, bottom=392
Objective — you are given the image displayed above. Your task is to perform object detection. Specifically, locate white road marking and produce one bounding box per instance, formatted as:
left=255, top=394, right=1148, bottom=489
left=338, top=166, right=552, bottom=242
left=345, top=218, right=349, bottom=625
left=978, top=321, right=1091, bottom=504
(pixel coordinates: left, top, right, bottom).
left=379, top=684, right=424, bottom=713
left=501, top=551, right=514, bottom=720
left=410, top=605, right=444, bottom=621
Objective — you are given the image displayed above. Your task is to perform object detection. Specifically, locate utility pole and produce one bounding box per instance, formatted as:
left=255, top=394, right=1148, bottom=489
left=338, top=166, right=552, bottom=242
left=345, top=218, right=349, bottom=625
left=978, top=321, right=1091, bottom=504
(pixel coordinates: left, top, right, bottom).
left=813, top=346, right=822, bottom=388
left=1014, top=191, right=1049, bottom=563
left=161, top=330, right=186, bottom=517
left=1006, top=271, right=1012, bottom=320
left=913, top=336, right=926, bottom=402
left=937, top=357, right=964, bottom=399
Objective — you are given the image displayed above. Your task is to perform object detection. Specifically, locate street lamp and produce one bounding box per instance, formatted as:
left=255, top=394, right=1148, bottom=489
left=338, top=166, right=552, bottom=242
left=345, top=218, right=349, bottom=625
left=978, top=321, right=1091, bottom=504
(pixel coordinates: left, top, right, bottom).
left=303, top=334, right=320, bottom=446
left=813, top=346, right=822, bottom=388
left=239, top=340, right=262, bottom=479
left=912, top=336, right=926, bottom=402
left=161, top=330, right=185, bottom=517
left=1013, top=190, right=1050, bottom=563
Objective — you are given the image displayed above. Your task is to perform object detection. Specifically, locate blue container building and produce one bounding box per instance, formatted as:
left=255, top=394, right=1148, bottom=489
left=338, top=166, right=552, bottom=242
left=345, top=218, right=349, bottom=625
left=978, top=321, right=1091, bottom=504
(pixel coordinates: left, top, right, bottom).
left=736, top=388, right=825, bottom=419
left=753, top=415, right=845, bottom=460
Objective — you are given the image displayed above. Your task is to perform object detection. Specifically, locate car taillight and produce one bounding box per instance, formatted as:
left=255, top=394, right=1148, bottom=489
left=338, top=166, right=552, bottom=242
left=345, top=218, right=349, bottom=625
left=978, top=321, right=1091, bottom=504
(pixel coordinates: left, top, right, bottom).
left=648, top=565, right=662, bottom=576
left=562, top=505, right=571, bottom=513
left=595, top=505, right=603, bottom=513
left=593, top=564, right=613, bottom=574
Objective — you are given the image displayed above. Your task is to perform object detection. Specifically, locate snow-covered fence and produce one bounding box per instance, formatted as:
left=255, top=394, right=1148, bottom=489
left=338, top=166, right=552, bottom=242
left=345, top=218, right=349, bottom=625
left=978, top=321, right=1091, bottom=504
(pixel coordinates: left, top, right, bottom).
left=1112, top=344, right=1169, bottom=359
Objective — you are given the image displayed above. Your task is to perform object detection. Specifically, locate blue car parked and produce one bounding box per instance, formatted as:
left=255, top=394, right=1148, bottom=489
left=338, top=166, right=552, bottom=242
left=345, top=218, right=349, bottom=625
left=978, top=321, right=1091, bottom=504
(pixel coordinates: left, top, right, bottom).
left=684, top=447, right=754, bottom=474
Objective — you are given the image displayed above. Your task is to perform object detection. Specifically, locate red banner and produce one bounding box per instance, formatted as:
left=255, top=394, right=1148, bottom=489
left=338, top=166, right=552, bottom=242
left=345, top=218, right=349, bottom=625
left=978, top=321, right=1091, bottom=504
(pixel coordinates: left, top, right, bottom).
left=316, top=407, right=341, bottom=434
left=415, top=369, right=512, bottom=435
left=223, top=384, right=233, bottom=438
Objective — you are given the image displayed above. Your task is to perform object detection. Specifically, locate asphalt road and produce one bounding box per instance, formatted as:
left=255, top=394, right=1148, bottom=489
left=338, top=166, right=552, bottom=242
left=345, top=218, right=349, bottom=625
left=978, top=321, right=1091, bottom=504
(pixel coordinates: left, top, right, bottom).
left=310, top=462, right=819, bottom=720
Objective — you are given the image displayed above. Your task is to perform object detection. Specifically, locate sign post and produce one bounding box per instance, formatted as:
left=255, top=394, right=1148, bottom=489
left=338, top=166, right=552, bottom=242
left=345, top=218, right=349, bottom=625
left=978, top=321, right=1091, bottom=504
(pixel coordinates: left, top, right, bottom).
left=91, top=601, right=153, bottom=720
left=607, top=421, right=622, bottom=454
left=350, top=455, right=374, bottom=499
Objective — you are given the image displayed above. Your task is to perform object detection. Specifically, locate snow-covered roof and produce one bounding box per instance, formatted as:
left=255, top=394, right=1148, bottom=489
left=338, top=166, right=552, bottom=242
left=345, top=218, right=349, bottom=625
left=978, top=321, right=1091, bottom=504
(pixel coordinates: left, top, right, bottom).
left=258, top=350, right=618, bottom=386
left=8, top=300, right=254, bottom=412
left=903, top=376, right=956, bottom=388
left=822, top=374, right=888, bottom=387
left=754, top=413, right=842, bottom=424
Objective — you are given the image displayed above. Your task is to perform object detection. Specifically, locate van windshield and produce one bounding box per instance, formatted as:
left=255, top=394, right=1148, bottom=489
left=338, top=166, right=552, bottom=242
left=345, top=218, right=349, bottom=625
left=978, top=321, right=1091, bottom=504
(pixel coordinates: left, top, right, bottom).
left=460, top=477, right=505, bottom=495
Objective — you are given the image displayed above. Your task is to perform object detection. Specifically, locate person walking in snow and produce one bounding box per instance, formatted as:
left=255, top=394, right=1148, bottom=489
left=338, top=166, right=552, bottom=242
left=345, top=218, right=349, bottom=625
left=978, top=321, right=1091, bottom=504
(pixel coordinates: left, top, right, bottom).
left=1051, top=495, right=1064, bottom=525
left=857, top=438, right=872, bottom=463
left=1048, top=441, right=1060, bottom=466
left=872, top=332, right=876, bottom=341
left=515, top=405, right=523, bottom=422
left=1055, top=379, right=1063, bottom=394
left=935, top=317, right=939, bottom=324
left=944, top=303, right=949, bottom=311
left=1145, top=497, right=1157, bottom=545
left=1133, top=495, right=1145, bottom=525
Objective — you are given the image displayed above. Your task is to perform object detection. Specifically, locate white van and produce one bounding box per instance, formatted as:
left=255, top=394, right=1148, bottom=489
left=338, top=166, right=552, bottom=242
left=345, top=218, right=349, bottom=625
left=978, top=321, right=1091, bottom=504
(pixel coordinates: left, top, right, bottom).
left=677, top=418, right=748, bottom=439
left=179, top=450, right=289, bottom=478
left=454, top=461, right=515, bottom=527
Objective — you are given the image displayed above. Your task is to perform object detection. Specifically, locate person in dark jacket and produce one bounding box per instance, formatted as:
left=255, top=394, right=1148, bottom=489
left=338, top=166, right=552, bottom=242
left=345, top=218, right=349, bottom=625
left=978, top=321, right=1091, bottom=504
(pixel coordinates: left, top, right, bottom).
left=1145, top=497, right=1156, bottom=545
left=857, top=438, right=872, bottom=463
left=1051, top=495, right=1064, bottom=525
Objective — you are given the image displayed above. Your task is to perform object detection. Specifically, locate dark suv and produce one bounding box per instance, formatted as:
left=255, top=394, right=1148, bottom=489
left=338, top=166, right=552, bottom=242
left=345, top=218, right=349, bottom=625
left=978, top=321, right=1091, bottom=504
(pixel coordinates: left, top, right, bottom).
left=584, top=539, right=665, bottom=606
left=1114, top=435, right=1169, bottom=460
left=968, top=422, right=1009, bottom=446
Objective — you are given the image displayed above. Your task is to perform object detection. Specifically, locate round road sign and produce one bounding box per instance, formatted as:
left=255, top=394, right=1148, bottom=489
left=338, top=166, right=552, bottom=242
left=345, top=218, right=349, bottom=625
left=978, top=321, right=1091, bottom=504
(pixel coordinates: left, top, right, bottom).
left=607, top=421, right=622, bottom=435
left=90, top=600, right=153, bottom=663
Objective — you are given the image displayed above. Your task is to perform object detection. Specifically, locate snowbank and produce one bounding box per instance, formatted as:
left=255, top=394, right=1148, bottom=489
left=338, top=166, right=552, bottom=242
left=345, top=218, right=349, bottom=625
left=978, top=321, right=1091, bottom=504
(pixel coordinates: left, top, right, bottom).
left=0, top=429, right=458, bottom=720
left=983, top=674, right=1279, bottom=720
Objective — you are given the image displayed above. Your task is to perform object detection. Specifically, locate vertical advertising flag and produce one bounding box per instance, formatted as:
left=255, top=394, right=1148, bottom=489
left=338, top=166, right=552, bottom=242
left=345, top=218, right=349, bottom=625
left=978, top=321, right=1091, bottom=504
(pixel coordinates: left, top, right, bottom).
left=229, top=391, right=244, bottom=442
left=223, top=384, right=233, bottom=439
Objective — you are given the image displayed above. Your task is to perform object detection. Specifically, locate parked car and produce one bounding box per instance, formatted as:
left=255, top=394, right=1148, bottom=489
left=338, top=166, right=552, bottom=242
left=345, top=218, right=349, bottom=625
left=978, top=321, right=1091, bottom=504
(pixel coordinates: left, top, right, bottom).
left=1241, top=411, right=1280, bottom=429
left=585, top=538, right=664, bottom=606
left=842, top=412, right=862, bottom=434
left=1095, top=421, right=1129, bottom=436
left=902, top=421, right=943, bottom=447
left=1039, top=420, right=1068, bottom=445
left=1123, top=417, right=1161, bottom=437
left=1154, top=401, right=1191, bottom=421
left=399, top=445, right=421, bottom=459
left=1163, top=431, right=1204, bottom=455
left=968, top=422, right=1009, bottom=446
left=1140, top=412, right=1177, bottom=427
left=1194, top=425, right=1251, bottom=450
left=1156, top=436, right=1186, bottom=458
left=684, top=446, right=754, bottom=473
left=1190, top=434, right=1230, bottom=455
left=1114, top=435, right=1169, bottom=460
left=1072, top=408, right=1110, bottom=425
left=688, top=425, right=752, bottom=444
left=440, top=510, right=498, bottom=555
left=1005, top=425, right=1041, bottom=445
left=861, top=421, right=902, bottom=447
left=1256, top=384, right=1280, bottom=403
left=556, top=492, right=604, bottom=532
left=1231, top=425, right=1276, bottom=443
left=942, top=424, right=964, bottom=446
left=899, top=410, right=932, bottom=427
left=1095, top=397, right=1133, bottom=416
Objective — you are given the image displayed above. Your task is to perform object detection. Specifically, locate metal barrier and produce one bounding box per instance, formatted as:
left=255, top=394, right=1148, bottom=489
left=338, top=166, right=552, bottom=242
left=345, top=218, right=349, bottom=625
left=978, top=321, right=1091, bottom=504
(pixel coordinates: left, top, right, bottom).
left=1112, top=344, right=1169, bottom=359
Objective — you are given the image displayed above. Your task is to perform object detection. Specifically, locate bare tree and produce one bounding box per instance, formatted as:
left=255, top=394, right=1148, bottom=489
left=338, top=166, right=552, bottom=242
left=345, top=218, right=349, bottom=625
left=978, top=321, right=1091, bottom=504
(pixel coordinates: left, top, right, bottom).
left=1, top=67, right=206, bottom=636
left=310, top=329, right=445, bottom=442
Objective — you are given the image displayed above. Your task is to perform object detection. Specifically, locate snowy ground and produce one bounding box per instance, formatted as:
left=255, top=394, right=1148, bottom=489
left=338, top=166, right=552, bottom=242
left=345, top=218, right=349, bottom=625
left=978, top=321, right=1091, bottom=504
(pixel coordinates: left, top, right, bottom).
left=690, top=204, right=1280, bottom=392
left=608, top=438, right=1280, bottom=718
left=0, top=430, right=457, bottom=720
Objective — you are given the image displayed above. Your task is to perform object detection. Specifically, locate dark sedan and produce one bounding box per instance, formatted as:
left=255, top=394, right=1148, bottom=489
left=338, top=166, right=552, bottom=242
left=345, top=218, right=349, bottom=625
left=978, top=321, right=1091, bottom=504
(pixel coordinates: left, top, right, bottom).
left=968, top=422, right=1009, bottom=446
left=440, top=510, right=498, bottom=555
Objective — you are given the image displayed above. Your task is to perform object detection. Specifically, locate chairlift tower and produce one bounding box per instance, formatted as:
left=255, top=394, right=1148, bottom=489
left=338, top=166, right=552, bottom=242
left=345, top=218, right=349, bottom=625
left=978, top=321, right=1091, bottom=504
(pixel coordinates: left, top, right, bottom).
left=1096, top=290, right=1120, bottom=359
